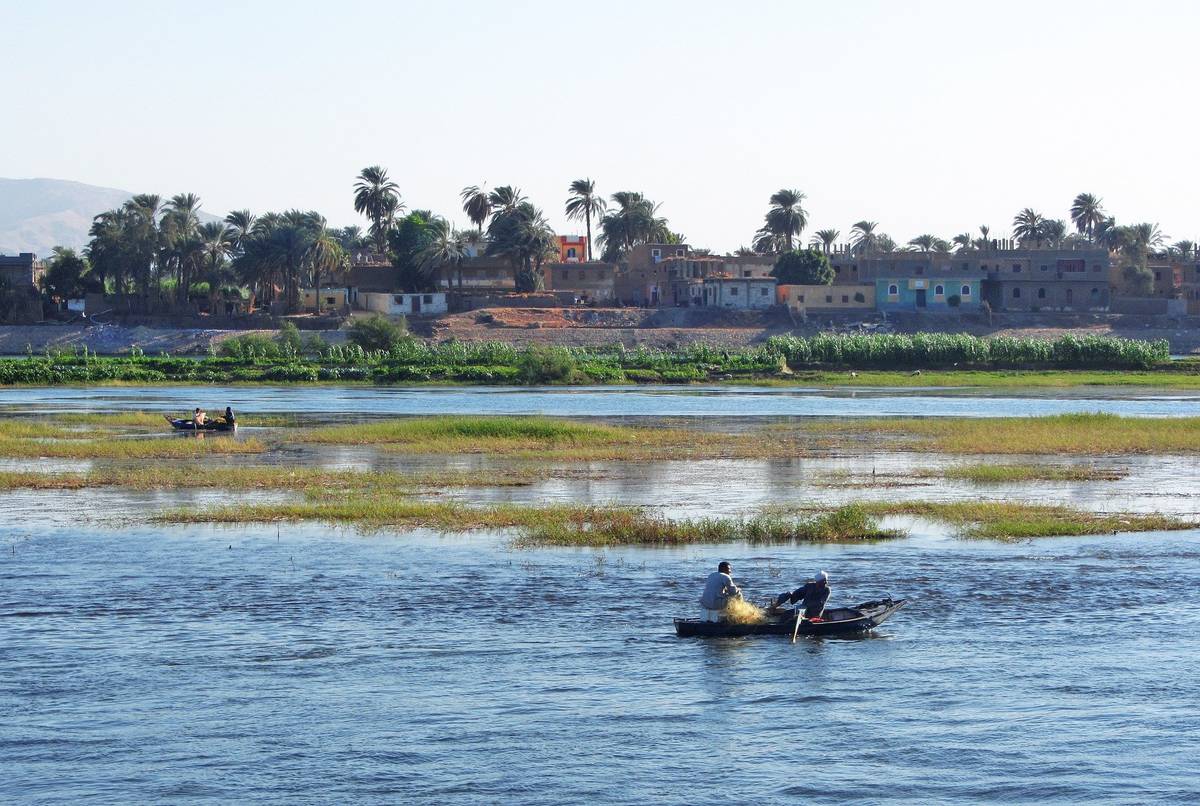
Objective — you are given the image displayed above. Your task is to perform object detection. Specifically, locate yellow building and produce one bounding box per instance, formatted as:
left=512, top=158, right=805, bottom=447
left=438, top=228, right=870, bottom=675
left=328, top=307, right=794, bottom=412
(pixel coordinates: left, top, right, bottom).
left=301, top=287, right=349, bottom=312
left=778, top=284, right=874, bottom=313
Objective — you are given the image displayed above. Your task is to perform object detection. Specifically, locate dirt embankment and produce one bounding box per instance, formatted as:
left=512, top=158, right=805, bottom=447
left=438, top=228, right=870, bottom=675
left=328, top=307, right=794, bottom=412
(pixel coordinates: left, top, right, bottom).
left=4, top=308, right=1200, bottom=355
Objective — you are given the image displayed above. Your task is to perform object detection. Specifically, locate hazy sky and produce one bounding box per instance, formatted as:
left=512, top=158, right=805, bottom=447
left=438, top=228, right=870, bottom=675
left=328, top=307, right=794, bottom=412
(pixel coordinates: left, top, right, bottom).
left=4, top=0, right=1197, bottom=252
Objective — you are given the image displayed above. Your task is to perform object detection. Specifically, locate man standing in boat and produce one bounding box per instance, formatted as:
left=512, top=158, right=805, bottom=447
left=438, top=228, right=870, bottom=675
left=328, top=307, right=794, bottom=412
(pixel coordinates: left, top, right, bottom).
left=771, top=571, right=830, bottom=621
left=699, top=561, right=742, bottom=622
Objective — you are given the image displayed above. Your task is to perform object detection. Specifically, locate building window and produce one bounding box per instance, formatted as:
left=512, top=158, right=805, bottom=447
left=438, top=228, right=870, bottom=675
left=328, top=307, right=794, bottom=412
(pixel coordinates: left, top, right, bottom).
left=934, top=284, right=944, bottom=296
left=1012, top=263, right=1022, bottom=272
left=730, top=287, right=739, bottom=296
left=423, top=295, right=433, bottom=304
left=567, top=247, right=577, bottom=258
left=799, top=294, right=805, bottom=303
left=760, top=287, right=769, bottom=296
left=1091, top=287, right=1099, bottom=297
left=841, top=295, right=849, bottom=303
left=1037, top=288, right=1046, bottom=299
left=1040, top=265, right=1049, bottom=272
left=560, top=271, right=569, bottom=281
left=744, top=270, right=752, bottom=278
left=394, top=295, right=404, bottom=304
left=675, top=249, right=685, bottom=256
left=961, top=284, right=971, bottom=296
left=578, top=271, right=586, bottom=280
left=325, top=297, right=336, bottom=305
left=1013, top=288, right=1021, bottom=299
left=826, top=295, right=833, bottom=303
left=651, top=248, right=661, bottom=261
left=916, top=266, right=924, bottom=275
left=888, top=284, right=899, bottom=296
left=1066, top=288, right=1073, bottom=303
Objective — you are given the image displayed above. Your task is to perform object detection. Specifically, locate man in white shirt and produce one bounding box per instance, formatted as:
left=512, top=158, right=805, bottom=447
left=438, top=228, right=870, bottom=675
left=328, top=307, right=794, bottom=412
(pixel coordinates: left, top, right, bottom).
left=698, top=561, right=741, bottom=622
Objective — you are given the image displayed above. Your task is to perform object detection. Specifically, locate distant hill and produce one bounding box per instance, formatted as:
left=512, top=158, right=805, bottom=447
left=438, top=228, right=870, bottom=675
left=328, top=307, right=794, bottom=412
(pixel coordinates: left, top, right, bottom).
left=0, top=178, right=221, bottom=258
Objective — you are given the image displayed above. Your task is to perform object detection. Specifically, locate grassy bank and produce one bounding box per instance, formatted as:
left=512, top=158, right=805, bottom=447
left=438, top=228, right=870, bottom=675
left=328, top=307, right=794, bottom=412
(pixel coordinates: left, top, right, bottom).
left=818, top=413, right=1200, bottom=454
left=0, top=333, right=1178, bottom=387
left=931, top=463, right=1127, bottom=483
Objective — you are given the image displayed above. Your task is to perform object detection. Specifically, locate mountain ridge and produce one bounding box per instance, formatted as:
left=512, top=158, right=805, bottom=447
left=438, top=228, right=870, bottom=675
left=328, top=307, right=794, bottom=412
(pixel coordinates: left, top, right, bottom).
left=0, top=177, right=222, bottom=257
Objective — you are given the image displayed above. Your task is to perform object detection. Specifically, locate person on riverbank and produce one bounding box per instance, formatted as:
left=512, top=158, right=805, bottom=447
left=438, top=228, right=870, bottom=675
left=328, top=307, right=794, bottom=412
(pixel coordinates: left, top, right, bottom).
left=771, top=571, right=830, bottom=620
left=223, top=406, right=235, bottom=426
left=699, top=561, right=742, bottom=622
left=192, top=408, right=207, bottom=426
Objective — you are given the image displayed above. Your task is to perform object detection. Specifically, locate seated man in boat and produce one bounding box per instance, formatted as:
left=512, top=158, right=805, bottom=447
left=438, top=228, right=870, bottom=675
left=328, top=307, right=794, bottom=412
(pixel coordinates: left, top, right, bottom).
left=222, top=406, right=236, bottom=425
left=771, top=571, right=830, bottom=621
left=193, top=408, right=207, bottom=426
left=699, top=561, right=742, bottom=622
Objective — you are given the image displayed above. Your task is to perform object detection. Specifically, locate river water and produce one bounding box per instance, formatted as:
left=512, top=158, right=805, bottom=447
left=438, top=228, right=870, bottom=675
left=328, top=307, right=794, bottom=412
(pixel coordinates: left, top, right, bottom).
left=3, top=385, right=1200, bottom=804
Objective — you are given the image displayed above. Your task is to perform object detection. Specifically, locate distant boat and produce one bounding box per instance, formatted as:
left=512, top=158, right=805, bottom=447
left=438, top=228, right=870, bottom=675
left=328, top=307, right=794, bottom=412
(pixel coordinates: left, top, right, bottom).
left=673, top=597, right=906, bottom=638
left=164, top=415, right=236, bottom=433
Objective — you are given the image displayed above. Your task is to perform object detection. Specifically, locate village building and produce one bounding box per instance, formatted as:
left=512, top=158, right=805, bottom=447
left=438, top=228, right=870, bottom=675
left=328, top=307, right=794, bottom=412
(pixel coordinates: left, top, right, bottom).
left=301, top=287, right=349, bottom=313
left=542, top=261, right=616, bottom=304
left=856, top=255, right=982, bottom=312
left=972, top=248, right=1110, bottom=311
left=0, top=252, right=44, bottom=289
left=778, top=283, right=874, bottom=314
left=557, top=235, right=587, bottom=263
left=701, top=276, right=777, bottom=309
left=359, top=290, right=448, bottom=315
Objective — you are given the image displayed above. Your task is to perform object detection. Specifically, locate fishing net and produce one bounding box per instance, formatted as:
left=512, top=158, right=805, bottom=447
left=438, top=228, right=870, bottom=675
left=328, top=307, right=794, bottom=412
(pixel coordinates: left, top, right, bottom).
left=724, top=597, right=768, bottom=625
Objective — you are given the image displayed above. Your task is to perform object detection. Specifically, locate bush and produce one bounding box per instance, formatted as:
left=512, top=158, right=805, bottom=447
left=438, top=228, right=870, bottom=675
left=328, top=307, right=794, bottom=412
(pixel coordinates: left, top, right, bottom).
left=771, top=249, right=834, bottom=285
left=516, top=346, right=577, bottom=384
left=277, top=321, right=303, bottom=354
left=947, top=294, right=961, bottom=308
left=348, top=315, right=408, bottom=351
left=219, top=333, right=283, bottom=360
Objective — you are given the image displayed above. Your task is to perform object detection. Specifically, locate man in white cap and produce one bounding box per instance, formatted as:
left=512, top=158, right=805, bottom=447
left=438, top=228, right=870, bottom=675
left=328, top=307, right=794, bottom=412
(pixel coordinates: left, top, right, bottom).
left=771, top=570, right=830, bottom=621
left=698, top=561, right=742, bottom=622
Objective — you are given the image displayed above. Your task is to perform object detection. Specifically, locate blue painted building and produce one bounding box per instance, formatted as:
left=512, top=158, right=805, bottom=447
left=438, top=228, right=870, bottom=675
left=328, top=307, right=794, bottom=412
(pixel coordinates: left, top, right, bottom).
left=874, top=276, right=982, bottom=311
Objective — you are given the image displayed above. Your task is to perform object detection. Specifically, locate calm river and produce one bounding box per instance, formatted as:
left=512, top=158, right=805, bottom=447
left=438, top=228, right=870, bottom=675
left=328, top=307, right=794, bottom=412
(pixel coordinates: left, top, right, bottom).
left=2, top=386, right=1199, bottom=804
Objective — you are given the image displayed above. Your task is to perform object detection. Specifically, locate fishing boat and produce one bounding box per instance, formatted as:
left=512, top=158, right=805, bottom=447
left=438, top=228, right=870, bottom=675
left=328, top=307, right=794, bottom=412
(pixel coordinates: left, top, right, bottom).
left=673, top=597, right=906, bottom=638
left=164, top=415, right=236, bottom=433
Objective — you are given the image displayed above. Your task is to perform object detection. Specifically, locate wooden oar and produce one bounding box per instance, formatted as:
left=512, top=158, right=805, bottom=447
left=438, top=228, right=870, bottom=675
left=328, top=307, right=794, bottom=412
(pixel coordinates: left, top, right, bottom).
left=791, top=607, right=804, bottom=643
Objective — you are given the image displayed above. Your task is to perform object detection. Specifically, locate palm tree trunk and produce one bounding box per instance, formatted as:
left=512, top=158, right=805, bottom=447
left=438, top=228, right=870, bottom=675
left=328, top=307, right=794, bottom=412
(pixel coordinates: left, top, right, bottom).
left=585, top=210, right=593, bottom=261
left=314, top=265, right=321, bottom=315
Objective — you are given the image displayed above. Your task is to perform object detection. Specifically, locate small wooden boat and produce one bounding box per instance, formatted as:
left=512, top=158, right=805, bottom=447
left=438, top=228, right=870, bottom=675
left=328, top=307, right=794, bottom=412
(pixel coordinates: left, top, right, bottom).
left=164, top=415, right=236, bottom=432
left=673, top=597, right=906, bottom=638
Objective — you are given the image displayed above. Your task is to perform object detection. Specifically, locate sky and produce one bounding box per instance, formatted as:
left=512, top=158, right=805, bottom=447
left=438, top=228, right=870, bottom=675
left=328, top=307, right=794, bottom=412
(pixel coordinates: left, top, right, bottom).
left=3, top=0, right=1198, bottom=253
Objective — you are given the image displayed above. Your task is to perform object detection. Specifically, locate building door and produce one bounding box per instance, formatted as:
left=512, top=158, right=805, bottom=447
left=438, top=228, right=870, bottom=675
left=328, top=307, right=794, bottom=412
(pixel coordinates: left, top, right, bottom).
left=413, top=295, right=421, bottom=313
left=915, top=289, right=927, bottom=308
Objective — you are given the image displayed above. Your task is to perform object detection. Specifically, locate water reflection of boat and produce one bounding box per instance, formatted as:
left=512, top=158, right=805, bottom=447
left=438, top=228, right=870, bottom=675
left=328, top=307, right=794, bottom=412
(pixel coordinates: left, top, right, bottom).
left=163, top=415, right=236, bottom=433
left=673, top=598, right=906, bottom=638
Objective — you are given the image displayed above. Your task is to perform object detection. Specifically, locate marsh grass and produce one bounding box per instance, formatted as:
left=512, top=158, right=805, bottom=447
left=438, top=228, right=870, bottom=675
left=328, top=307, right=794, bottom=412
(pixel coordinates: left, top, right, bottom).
left=850, top=500, right=1191, bottom=539
left=157, top=498, right=902, bottom=546
left=0, top=435, right=267, bottom=459
left=814, top=413, right=1200, bottom=454
left=300, top=415, right=821, bottom=460
left=0, top=465, right=550, bottom=492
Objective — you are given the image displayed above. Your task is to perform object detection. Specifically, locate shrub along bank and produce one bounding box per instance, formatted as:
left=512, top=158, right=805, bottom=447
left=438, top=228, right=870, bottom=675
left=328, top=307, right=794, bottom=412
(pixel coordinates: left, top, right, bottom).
left=0, top=333, right=1174, bottom=386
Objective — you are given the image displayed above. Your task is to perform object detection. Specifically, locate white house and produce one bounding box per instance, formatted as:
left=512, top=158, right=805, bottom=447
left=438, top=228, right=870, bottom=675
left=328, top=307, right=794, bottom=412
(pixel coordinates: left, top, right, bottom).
left=701, top=277, right=777, bottom=309
left=359, top=291, right=448, bottom=315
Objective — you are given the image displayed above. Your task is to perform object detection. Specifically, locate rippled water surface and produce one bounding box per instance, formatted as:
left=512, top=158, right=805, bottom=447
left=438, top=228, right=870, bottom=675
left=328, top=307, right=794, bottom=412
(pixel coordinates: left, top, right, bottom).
left=3, top=386, right=1200, bottom=804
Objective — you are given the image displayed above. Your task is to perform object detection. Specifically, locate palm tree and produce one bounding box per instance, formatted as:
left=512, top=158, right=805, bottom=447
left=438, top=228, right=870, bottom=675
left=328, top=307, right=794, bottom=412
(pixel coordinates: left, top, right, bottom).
left=564, top=178, right=606, bottom=261
left=1012, top=208, right=1047, bottom=246
left=756, top=189, right=807, bottom=252
left=304, top=215, right=345, bottom=314
left=875, top=234, right=897, bottom=253
left=598, top=192, right=670, bottom=262
left=1069, top=193, right=1105, bottom=240
left=850, top=221, right=879, bottom=255
left=460, top=185, right=491, bottom=232
left=1042, top=219, right=1068, bottom=248
left=907, top=234, right=938, bottom=252
left=976, top=225, right=992, bottom=250
left=1171, top=240, right=1196, bottom=259
left=353, top=166, right=403, bottom=254
left=487, top=202, right=558, bottom=291
left=952, top=233, right=972, bottom=251
left=1131, top=222, right=1167, bottom=252
left=224, top=210, right=256, bottom=254
left=420, top=219, right=470, bottom=289
left=488, top=186, right=526, bottom=215
left=809, top=228, right=839, bottom=253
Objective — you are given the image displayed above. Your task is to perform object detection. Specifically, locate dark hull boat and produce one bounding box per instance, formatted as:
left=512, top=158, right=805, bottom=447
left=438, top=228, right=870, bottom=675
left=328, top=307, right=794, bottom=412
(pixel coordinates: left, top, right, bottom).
left=164, top=416, right=236, bottom=432
left=674, top=598, right=906, bottom=638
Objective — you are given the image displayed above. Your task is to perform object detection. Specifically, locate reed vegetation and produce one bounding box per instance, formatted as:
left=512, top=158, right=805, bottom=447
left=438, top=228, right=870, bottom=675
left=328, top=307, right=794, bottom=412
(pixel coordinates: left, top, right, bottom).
left=0, top=435, right=266, bottom=459
left=931, top=463, right=1127, bottom=483
left=818, top=413, right=1200, bottom=454
left=852, top=500, right=1191, bottom=539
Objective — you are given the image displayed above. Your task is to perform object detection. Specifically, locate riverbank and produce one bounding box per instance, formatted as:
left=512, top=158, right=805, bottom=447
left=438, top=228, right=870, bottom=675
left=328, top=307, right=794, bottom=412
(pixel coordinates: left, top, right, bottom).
left=0, top=333, right=1185, bottom=387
